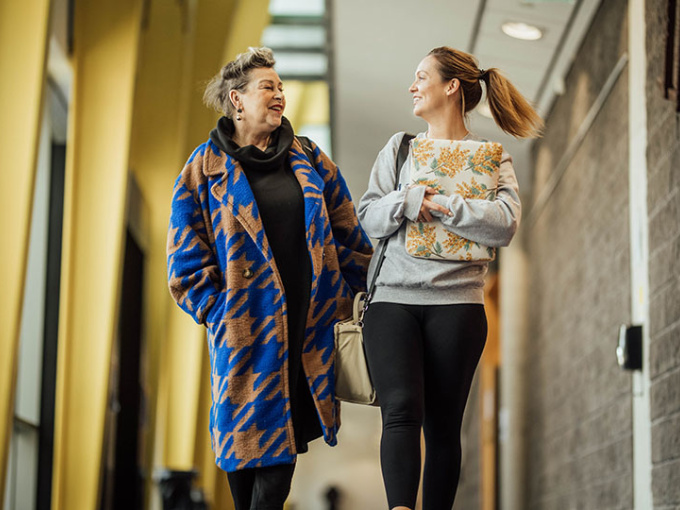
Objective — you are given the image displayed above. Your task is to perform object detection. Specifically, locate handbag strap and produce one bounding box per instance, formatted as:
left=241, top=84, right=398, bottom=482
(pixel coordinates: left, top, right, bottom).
left=365, top=133, right=414, bottom=304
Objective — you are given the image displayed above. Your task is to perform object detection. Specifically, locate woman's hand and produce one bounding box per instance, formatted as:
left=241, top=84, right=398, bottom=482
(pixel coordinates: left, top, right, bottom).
left=417, top=187, right=452, bottom=222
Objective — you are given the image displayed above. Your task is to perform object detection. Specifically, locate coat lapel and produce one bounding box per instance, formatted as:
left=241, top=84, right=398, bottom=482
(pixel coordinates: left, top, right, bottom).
left=289, top=139, right=326, bottom=288
left=289, top=141, right=324, bottom=230
left=205, top=138, right=327, bottom=278
left=206, top=146, right=273, bottom=263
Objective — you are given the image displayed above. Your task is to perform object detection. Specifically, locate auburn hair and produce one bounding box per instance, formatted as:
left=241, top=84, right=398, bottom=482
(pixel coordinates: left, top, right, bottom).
left=427, top=46, right=544, bottom=138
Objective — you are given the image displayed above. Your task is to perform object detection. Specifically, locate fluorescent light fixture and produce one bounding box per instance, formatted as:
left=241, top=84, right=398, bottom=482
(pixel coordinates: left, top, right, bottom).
left=501, top=21, right=543, bottom=41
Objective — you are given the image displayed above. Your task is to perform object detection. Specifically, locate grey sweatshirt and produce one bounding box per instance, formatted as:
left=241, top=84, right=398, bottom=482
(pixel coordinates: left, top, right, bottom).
left=357, top=131, right=521, bottom=305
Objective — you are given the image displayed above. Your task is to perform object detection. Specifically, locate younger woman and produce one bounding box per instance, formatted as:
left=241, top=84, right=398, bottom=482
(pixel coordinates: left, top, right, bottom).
left=358, top=46, right=542, bottom=510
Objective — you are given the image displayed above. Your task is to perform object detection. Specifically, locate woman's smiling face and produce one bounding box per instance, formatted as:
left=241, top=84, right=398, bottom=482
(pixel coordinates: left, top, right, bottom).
left=409, top=55, right=451, bottom=119
left=237, top=67, right=286, bottom=132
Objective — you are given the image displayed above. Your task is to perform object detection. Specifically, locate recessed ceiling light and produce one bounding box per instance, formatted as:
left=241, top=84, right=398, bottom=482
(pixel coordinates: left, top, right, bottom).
left=501, top=21, right=543, bottom=41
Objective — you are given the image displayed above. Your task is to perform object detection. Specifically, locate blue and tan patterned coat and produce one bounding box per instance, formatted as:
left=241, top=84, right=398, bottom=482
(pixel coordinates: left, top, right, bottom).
left=167, top=136, right=373, bottom=472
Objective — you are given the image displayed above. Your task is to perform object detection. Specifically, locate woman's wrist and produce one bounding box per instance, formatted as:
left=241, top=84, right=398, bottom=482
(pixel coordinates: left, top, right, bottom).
left=403, top=185, right=427, bottom=221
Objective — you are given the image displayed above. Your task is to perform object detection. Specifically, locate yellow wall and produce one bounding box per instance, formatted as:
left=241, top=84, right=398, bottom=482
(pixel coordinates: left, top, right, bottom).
left=0, top=0, right=52, bottom=501
left=3, top=0, right=279, bottom=506
left=221, top=0, right=273, bottom=81
left=282, top=81, right=330, bottom=132
left=52, top=0, right=143, bottom=507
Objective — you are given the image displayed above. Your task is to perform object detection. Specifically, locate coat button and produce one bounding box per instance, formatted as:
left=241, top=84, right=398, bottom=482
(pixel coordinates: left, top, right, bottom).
left=242, top=268, right=254, bottom=279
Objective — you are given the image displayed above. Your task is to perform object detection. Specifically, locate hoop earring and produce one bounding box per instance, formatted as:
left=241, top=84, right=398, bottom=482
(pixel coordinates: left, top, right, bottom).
left=236, top=108, right=243, bottom=121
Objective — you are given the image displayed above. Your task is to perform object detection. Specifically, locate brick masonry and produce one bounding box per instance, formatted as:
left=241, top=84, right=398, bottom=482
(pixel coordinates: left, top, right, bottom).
left=646, top=0, right=680, bottom=507
left=522, top=2, right=635, bottom=509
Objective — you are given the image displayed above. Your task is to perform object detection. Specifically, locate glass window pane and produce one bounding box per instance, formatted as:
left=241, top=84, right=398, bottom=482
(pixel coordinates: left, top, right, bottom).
left=262, top=25, right=326, bottom=49
left=269, top=0, right=325, bottom=17
left=4, top=423, right=39, bottom=510
left=16, top=97, right=52, bottom=425
left=15, top=424, right=39, bottom=510
left=275, top=52, right=327, bottom=77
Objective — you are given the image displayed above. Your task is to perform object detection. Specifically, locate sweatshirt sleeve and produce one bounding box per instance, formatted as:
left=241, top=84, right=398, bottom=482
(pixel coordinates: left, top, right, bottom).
left=429, top=149, right=521, bottom=247
left=358, top=133, right=427, bottom=239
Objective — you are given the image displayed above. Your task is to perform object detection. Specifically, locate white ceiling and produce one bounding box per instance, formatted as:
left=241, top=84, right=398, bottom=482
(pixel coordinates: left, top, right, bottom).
left=331, top=0, right=602, bottom=201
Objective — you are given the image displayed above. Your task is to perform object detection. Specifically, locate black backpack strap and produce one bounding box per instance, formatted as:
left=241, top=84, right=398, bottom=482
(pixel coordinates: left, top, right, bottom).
left=396, top=133, right=414, bottom=179
left=296, top=135, right=316, bottom=168
left=366, top=133, right=414, bottom=300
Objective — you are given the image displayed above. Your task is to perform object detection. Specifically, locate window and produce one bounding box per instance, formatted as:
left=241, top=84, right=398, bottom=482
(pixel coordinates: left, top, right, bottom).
left=263, top=0, right=333, bottom=156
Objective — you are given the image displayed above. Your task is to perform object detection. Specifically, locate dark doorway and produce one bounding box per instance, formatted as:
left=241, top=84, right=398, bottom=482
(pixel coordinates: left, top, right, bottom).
left=36, top=142, right=66, bottom=510
left=101, top=228, right=146, bottom=510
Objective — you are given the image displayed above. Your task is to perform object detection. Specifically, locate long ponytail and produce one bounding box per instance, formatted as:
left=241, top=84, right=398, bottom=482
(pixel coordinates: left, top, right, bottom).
left=428, top=47, right=544, bottom=139
left=483, top=68, right=543, bottom=138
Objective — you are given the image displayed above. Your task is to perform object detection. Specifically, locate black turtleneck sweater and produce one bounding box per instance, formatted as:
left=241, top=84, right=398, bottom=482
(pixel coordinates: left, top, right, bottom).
left=210, top=116, right=321, bottom=452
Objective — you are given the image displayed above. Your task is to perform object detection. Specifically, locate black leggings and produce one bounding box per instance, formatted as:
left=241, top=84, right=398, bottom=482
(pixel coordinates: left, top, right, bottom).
left=363, top=302, right=487, bottom=510
left=226, top=463, right=295, bottom=510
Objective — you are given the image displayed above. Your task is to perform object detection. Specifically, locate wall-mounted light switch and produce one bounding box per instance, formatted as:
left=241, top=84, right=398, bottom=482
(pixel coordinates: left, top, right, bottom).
left=616, top=324, right=642, bottom=370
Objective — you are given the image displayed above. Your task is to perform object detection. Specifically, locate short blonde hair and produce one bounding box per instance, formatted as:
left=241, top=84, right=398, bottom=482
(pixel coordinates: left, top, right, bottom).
left=203, top=47, right=276, bottom=118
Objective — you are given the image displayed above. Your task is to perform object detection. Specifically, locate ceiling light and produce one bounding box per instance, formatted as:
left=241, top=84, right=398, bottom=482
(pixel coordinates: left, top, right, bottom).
left=501, top=21, right=543, bottom=41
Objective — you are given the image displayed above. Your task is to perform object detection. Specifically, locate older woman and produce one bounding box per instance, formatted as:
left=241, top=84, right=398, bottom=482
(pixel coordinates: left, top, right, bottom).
left=358, top=46, right=543, bottom=510
left=167, top=47, right=372, bottom=509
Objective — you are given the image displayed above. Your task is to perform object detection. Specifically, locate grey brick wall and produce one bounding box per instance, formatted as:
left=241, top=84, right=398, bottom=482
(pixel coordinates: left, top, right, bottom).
left=646, top=0, right=680, bottom=508
left=524, top=1, right=634, bottom=509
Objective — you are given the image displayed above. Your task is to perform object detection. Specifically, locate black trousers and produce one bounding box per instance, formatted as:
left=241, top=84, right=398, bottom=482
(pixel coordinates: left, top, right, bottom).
left=226, top=463, right=296, bottom=510
left=363, top=302, right=487, bottom=510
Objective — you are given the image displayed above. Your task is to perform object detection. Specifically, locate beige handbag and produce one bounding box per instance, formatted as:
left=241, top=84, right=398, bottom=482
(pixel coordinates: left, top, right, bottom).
left=333, top=133, right=414, bottom=406
left=333, top=292, right=377, bottom=405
